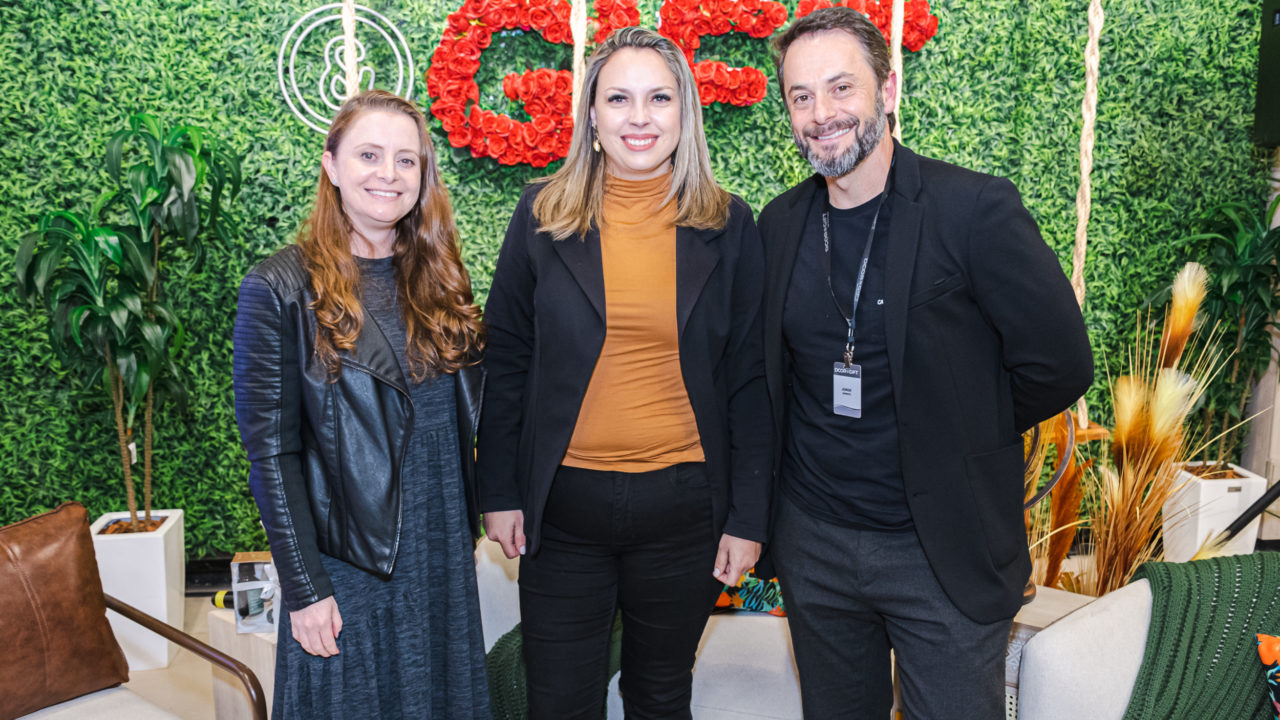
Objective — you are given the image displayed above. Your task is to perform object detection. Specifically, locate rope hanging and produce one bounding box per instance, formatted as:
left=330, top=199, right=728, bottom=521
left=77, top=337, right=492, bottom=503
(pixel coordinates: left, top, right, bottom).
left=1072, top=0, right=1103, bottom=306
left=1071, top=0, right=1104, bottom=427
left=889, top=0, right=904, bottom=140
left=342, top=0, right=358, bottom=98
left=571, top=0, right=588, bottom=114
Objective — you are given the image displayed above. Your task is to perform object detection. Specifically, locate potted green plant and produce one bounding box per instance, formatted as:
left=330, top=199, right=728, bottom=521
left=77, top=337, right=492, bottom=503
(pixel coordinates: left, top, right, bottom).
left=1191, top=197, right=1280, bottom=465
left=14, top=113, right=241, bottom=668
left=1163, top=198, right=1280, bottom=562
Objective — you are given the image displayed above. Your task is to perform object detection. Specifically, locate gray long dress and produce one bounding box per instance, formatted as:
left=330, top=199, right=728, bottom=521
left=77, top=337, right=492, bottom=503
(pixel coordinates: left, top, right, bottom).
left=272, top=255, right=491, bottom=719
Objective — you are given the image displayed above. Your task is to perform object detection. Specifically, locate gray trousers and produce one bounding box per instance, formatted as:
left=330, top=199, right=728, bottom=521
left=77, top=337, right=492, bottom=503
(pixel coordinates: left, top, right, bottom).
left=772, top=493, right=1013, bottom=720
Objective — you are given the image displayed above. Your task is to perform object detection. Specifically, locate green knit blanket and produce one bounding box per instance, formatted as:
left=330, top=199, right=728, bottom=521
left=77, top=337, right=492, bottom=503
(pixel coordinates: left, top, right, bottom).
left=1122, top=552, right=1280, bottom=720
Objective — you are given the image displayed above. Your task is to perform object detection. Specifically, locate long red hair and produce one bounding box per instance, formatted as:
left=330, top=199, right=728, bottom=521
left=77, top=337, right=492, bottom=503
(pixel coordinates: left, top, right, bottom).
left=299, top=90, right=484, bottom=380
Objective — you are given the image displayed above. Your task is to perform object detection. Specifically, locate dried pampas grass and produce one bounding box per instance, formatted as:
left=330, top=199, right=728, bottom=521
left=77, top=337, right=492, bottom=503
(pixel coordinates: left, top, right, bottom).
left=1025, top=412, right=1091, bottom=589
left=1065, top=262, right=1223, bottom=597
left=1110, top=375, right=1146, bottom=470
left=1042, top=437, right=1090, bottom=587
left=1159, top=262, right=1207, bottom=369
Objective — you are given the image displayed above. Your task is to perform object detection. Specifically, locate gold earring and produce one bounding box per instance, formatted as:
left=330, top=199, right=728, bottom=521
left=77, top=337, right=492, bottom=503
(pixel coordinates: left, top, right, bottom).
left=592, top=127, right=601, bottom=153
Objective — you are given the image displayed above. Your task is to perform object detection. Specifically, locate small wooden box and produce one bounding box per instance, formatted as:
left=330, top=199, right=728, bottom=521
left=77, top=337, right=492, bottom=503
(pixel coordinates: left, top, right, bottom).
left=230, top=551, right=279, bottom=634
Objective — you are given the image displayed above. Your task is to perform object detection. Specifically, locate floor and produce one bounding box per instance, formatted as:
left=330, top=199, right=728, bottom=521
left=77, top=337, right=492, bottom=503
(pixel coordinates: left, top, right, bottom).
left=118, top=595, right=805, bottom=720
left=124, top=596, right=218, bottom=720
left=117, top=550, right=1104, bottom=720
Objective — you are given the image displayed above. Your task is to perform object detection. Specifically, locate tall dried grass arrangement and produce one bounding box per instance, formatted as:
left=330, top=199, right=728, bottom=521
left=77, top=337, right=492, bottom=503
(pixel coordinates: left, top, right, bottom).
left=1042, top=416, right=1091, bottom=588
left=1023, top=418, right=1052, bottom=506
left=1159, top=262, right=1208, bottom=368
left=1024, top=413, right=1088, bottom=588
left=1026, top=497, right=1055, bottom=584
left=1065, top=262, right=1226, bottom=597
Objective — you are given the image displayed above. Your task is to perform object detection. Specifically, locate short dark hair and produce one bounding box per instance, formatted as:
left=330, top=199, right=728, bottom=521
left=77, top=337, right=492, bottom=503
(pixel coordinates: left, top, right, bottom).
left=772, top=7, right=892, bottom=93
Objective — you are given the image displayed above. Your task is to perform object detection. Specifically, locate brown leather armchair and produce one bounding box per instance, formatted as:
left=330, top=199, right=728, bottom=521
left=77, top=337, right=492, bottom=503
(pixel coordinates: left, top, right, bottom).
left=0, top=503, right=266, bottom=720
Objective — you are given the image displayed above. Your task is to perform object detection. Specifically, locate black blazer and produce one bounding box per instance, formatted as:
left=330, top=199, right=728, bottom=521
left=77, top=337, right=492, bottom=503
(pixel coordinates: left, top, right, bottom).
left=477, top=185, right=772, bottom=553
left=758, top=144, right=1093, bottom=624
left=233, top=245, right=485, bottom=610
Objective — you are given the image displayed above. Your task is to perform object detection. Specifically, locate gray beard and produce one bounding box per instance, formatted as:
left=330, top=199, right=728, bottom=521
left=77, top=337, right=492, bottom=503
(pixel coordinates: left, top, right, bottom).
left=793, top=94, right=887, bottom=179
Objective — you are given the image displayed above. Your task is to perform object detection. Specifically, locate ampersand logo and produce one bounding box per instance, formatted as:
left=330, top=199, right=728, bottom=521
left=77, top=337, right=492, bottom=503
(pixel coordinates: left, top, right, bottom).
left=279, top=3, right=416, bottom=134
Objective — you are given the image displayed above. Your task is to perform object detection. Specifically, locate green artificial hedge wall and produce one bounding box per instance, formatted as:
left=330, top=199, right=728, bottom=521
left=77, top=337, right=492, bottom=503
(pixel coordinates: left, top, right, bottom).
left=0, top=0, right=1268, bottom=558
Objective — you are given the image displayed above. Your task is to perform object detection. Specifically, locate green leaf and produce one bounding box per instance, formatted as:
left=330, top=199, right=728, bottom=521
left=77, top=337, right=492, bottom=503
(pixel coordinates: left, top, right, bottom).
left=68, top=304, right=93, bottom=348
left=192, top=152, right=207, bottom=189
left=107, top=299, right=129, bottom=334
left=179, top=195, right=199, bottom=243
left=105, top=130, right=131, bottom=182
left=15, top=231, right=39, bottom=296
left=82, top=316, right=111, bottom=356
left=132, top=113, right=163, bottom=142
left=153, top=303, right=186, bottom=354
left=184, top=236, right=206, bottom=275
left=140, top=185, right=162, bottom=208
left=221, top=150, right=243, bottom=200
left=129, top=360, right=153, bottom=409
left=92, top=228, right=123, bottom=265
left=90, top=190, right=118, bottom=224
left=69, top=230, right=101, bottom=275
left=115, top=347, right=137, bottom=389
left=168, top=125, right=204, bottom=156
left=139, top=319, right=165, bottom=356
left=120, top=291, right=143, bottom=318
left=119, top=231, right=155, bottom=287
left=166, top=147, right=196, bottom=200
left=156, top=372, right=188, bottom=414
left=32, top=244, right=66, bottom=299
left=42, top=211, right=88, bottom=238
left=128, top=164, right=149, bottom=205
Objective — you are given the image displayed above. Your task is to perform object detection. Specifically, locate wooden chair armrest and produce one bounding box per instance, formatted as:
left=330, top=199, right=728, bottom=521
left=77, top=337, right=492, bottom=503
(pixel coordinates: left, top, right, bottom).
left=104, top=594, right=268, bottom=720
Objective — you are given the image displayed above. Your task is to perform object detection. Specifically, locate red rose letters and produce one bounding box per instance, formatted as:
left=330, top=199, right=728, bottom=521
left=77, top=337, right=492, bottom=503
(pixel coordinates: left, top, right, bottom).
left=426, top=0, right=938, bottom=167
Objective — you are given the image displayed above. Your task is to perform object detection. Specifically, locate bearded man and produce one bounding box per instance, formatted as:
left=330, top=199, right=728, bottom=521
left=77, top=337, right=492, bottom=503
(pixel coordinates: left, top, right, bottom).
left=756, top=8, right=1093, bottom=718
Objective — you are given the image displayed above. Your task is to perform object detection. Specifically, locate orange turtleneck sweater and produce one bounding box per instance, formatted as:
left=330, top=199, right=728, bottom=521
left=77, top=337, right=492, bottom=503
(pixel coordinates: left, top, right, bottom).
left=562, top=172, right=705, bottom=471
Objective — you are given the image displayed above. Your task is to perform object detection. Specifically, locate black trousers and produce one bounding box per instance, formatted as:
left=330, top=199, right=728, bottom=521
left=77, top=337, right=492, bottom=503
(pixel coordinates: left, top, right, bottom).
left=772, top=493, right=1013, bottom=720
left=519, top=463, right=722, bottom=720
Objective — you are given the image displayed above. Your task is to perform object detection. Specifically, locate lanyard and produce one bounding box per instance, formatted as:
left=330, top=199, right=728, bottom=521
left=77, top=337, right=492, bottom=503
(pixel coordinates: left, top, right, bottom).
left=822, top=190, right=887, bottom=367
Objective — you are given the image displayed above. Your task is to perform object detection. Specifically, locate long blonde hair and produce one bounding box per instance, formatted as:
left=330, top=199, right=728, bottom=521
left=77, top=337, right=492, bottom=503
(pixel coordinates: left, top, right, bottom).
left=298, top=90, right=484, bottom=380
left=532, top=27, right=730, bottom=240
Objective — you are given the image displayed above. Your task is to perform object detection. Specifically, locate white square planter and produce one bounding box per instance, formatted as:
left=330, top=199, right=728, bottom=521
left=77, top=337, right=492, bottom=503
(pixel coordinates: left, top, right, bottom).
left=1163, top=463, right=1266, bottom=563
left=90, top=509, right=185, bottom=670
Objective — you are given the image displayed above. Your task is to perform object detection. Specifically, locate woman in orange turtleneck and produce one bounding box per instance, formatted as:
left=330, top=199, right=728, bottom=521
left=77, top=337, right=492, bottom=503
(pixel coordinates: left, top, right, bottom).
left=477, top=26, right=772, bottom=720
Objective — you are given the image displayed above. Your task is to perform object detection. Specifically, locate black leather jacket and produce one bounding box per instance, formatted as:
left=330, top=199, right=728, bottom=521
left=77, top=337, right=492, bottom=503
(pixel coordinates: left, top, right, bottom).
left=232, top=245, right=484, bottom=611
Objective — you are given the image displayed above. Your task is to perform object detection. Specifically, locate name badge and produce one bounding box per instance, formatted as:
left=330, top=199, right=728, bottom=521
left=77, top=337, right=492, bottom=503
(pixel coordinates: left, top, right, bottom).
left=832, top=362, right=862, bottom=418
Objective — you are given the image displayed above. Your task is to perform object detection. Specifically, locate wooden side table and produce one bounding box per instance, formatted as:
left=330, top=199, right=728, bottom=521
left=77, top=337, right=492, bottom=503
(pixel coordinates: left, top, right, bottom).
left=208, top=609, right=277, bottom=720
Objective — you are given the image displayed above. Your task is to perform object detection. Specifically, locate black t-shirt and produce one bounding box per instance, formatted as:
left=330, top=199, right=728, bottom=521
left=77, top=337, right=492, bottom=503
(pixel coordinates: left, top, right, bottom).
left=780, top=188, right=912, bottom=531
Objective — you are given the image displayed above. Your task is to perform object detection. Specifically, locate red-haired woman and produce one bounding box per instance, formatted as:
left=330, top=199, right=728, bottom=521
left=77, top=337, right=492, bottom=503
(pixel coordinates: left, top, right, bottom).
left=233, top=90, right=489, bottom=719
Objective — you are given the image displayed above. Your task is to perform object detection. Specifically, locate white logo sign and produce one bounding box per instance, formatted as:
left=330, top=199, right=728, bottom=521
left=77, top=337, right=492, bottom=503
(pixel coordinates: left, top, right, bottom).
left=278, top=3, right=416, bottom=133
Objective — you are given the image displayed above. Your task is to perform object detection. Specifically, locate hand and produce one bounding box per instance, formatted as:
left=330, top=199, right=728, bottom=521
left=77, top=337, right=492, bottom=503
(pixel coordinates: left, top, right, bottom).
left=484, top=509, right=527, bottom=559
left=713, top=533, right=762, bottom=587
left=290, top=595, right=342, bottom=657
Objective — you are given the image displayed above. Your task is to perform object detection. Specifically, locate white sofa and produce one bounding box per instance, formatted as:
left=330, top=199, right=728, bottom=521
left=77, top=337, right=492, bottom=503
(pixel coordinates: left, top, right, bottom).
left=1016, top=580, right=1152, bottom=719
